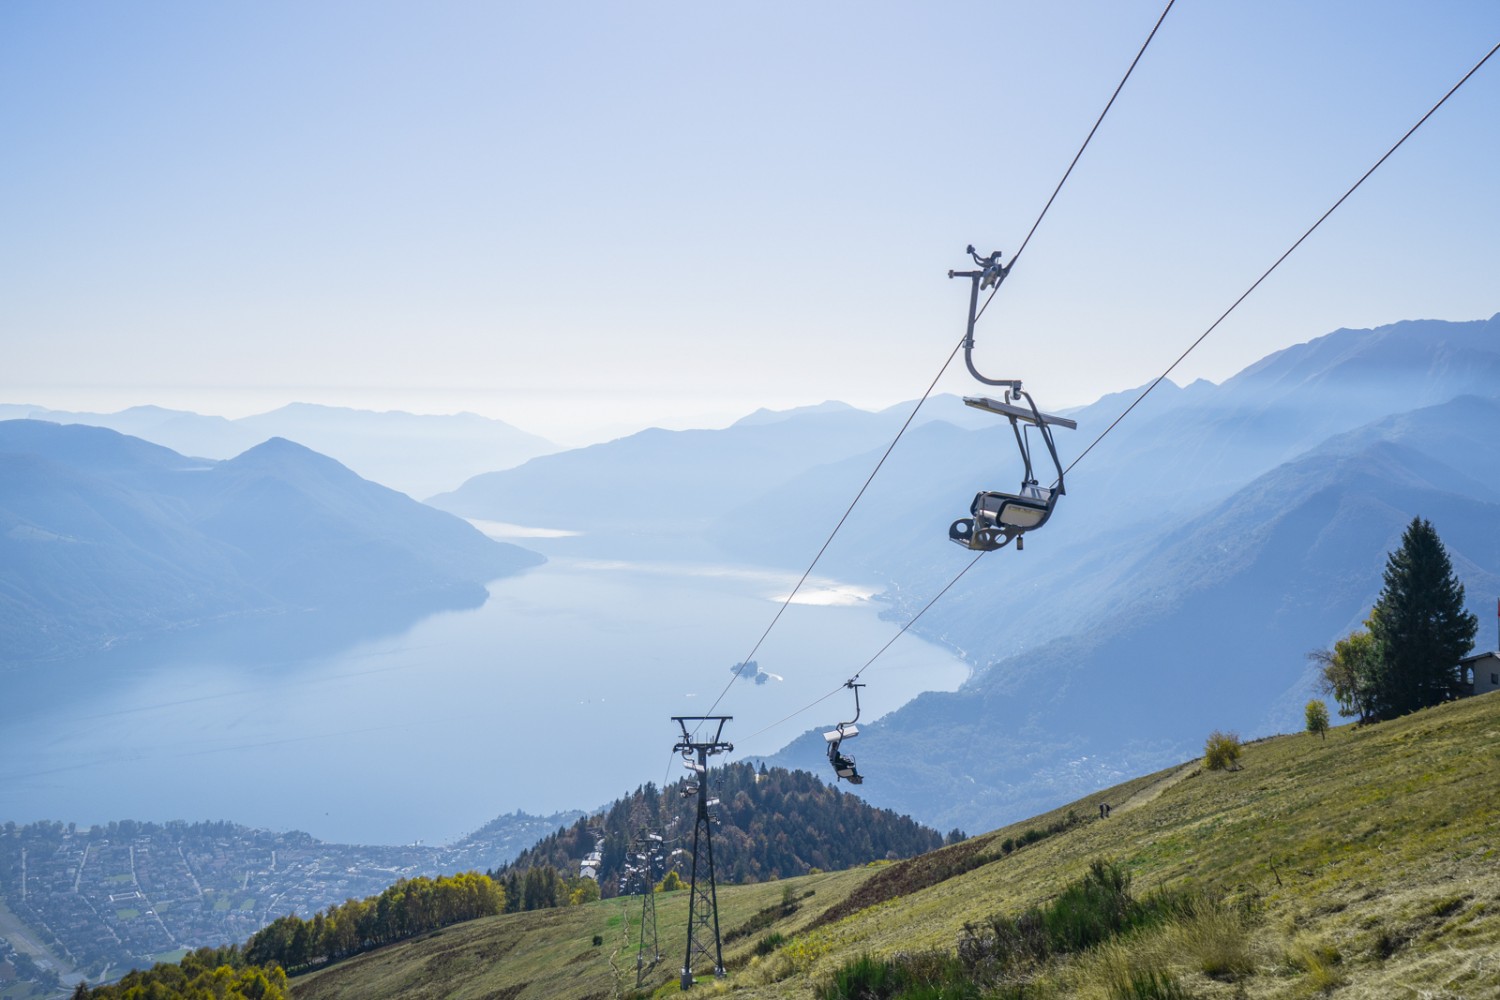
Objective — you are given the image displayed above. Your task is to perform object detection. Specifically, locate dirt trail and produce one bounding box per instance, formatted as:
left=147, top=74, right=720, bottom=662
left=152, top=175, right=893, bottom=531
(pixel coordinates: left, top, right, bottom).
left=1114, top=762, right=1198, bottom=815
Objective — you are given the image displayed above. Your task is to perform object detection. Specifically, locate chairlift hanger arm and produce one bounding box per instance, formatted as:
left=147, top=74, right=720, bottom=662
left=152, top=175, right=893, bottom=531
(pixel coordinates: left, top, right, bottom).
left=838, top=680, right=865, bottom=730
left=949, top=245, right=1020, bottom=391
left=1013, top=389, right=1067, bottom=497
left=963, top=390, right=1071, bottom=497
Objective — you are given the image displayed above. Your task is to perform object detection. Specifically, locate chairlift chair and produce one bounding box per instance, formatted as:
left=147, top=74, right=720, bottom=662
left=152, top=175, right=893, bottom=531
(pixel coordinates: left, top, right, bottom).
left=948, top=393, right=1076, bottom=551
left=823, top=681, right=866, bottom=785
left=946, top=246, right=1077, bottom=551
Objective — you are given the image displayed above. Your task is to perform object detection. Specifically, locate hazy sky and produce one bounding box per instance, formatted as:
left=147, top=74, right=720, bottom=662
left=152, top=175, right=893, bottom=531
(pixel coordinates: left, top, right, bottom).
left=3, top=2, right=1497, bottom=445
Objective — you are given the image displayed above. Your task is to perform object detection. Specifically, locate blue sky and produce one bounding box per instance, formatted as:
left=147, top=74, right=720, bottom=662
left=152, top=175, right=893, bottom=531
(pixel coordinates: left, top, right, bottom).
left=3, top=1, right=1496, bottom=444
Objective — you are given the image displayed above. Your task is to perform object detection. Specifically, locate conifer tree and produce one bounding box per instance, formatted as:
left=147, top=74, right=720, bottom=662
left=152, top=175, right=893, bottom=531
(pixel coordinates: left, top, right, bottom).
left=1368, top=517, right=1477, bottom=718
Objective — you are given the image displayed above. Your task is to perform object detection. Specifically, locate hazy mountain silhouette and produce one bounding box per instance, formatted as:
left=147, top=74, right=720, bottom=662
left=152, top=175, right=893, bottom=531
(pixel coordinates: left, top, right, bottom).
left=420, top=313, right=1500, bottom=833
left=0, top=421, right=542, bottom=664
left=760, top=394, right=1500, bottom=832
left=0, top=402, right=558, bottom=499
left=426, top=396, right=988, bottom=558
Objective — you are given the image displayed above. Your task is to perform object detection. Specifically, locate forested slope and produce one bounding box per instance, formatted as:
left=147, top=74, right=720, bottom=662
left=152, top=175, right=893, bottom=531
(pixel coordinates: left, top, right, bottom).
left=498, top=763, right=951, bottom=892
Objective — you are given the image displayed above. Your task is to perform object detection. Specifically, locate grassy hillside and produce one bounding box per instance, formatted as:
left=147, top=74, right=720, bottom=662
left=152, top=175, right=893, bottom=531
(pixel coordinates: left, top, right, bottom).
left=292, top=692, right=1499, bottom=999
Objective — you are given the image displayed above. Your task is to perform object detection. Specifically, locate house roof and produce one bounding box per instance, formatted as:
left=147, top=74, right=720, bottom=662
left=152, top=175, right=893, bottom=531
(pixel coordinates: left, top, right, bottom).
left=1459, top=650, right=1500, bottom=666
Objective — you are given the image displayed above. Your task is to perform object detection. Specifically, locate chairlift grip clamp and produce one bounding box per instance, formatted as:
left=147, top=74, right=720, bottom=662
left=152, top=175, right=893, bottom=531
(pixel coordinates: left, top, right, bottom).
left=952, top=246, right=1022, bottom=390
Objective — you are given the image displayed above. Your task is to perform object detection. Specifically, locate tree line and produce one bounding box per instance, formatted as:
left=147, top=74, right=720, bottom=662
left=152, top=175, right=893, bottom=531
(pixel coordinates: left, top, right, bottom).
left=71, top=865, right=600, bottom=997
left=72, top=946, right=286, bottom=1000
left=243, top=871, right=503, bottom=973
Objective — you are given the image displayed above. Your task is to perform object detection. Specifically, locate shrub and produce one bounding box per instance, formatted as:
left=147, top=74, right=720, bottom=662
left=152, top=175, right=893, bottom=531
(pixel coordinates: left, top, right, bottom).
left=818, top=951, right=978, bottom=1000
left=1305, top=700, right=1330, bottom=740
left=1041, top=859, right=1135, bottom=953
left=819, top=953, right=895, bottom=999
left=754, top=932, right=786, bottom=957
left=1203, top=730, right=1242, bottom=771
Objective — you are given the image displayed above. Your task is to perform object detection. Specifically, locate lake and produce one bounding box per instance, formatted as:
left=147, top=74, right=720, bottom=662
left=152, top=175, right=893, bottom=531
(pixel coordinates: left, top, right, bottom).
left=0, top=555, right=970, bottom=846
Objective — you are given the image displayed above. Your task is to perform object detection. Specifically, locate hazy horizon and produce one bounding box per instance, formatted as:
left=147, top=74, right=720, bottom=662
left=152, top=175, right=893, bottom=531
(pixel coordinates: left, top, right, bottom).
left=5, top=3, right=1497, bottom=447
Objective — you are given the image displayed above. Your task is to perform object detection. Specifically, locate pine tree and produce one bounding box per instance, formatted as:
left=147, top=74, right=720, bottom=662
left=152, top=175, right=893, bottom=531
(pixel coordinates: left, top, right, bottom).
left=1368, top=517, right=1478, bottom=718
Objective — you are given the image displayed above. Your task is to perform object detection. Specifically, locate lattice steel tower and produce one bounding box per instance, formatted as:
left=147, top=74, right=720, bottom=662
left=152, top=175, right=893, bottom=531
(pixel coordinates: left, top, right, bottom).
left=671, top=716, right=732, bottom=989
left=630, top=831, right=665, bottom=988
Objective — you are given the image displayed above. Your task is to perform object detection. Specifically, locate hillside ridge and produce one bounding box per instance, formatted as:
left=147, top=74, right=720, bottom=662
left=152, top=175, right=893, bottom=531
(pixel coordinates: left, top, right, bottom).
left=289, top=691, right=1500, bottom=999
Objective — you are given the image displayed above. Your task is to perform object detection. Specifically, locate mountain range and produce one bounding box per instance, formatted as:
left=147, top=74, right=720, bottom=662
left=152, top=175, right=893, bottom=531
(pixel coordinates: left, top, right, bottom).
left=0, top=420, right=542, bottom=665
left=0, top=402, right=558, bottom=500
left=424, top=314, right=1500, bottom=833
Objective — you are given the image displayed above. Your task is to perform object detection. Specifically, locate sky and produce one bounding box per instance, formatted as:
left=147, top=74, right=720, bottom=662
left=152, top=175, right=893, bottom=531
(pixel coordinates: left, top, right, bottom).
left=2, top=2, right=1497, bottom=446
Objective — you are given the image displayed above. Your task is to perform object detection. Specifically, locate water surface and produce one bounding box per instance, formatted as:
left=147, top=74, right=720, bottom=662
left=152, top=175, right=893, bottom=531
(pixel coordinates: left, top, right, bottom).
left=1, top=556, right=969, bottom=845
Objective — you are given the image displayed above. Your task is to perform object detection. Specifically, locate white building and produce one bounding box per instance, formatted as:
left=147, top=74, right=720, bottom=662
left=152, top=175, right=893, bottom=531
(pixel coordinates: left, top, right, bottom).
left=1458, top=651, right=1500, bottom=697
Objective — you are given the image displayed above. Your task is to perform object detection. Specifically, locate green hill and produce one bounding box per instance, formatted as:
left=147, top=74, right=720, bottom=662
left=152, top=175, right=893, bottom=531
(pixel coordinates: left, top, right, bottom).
left=287, top=691, right=1499, bottom=999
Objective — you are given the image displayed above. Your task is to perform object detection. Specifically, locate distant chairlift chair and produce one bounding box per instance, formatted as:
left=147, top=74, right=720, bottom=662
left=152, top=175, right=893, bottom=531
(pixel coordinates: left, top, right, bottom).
left=823, top=681, right=866, bottom=785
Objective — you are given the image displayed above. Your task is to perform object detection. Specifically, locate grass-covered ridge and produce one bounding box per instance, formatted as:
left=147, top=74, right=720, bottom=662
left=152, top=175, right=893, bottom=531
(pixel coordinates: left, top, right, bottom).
left=291, top=692, right=1499, bottom=999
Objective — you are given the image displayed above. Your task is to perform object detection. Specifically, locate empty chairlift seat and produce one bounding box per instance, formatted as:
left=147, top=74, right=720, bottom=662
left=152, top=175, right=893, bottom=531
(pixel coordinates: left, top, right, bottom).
left=949, top=394, right=1076, bottom=552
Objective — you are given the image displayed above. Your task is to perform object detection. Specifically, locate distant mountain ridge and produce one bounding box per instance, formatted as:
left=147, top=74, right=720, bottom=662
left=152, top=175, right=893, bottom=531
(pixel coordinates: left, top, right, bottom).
left=763, top=395, right=1500, bottom=832
left=0, top=420, right=542, bottom=664
left=0, top=402, right=559, bottom=499
left=421, top=313, right=1500, bottom=835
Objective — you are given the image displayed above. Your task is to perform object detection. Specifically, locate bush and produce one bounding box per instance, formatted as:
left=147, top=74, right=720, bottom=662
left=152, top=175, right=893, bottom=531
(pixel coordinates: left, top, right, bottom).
left=1203, top=730, right=1242, bottom=771
left=818, top=951, right=978, bottom=1000
left=754, top=932, right=786, bottom=956
left=820, top=953, right=895, bottom=999
left=1305, top=700, right=1330, bottom=740
left=957, top=859, right=1198, bottom=980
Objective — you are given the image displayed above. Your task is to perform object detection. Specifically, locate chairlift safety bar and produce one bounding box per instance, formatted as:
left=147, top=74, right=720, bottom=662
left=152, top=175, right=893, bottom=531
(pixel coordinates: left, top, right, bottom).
left=964, top=395, right=1078, bottom=430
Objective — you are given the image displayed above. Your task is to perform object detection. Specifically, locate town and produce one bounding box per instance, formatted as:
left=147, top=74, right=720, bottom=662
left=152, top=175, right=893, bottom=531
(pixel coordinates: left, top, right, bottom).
left=0, top=814, right=569, bottom=996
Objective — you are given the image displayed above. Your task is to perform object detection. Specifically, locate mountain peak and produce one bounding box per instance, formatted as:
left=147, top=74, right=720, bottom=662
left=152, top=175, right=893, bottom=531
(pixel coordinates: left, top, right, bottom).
left=732, top=400, right=857, bottom=427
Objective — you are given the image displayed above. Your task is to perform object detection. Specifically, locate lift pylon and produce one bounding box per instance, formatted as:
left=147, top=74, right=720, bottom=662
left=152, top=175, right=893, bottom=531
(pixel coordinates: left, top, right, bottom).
left=631, top=830, right=665, bottom=987
left=671, top=716, right=733, bottom=990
